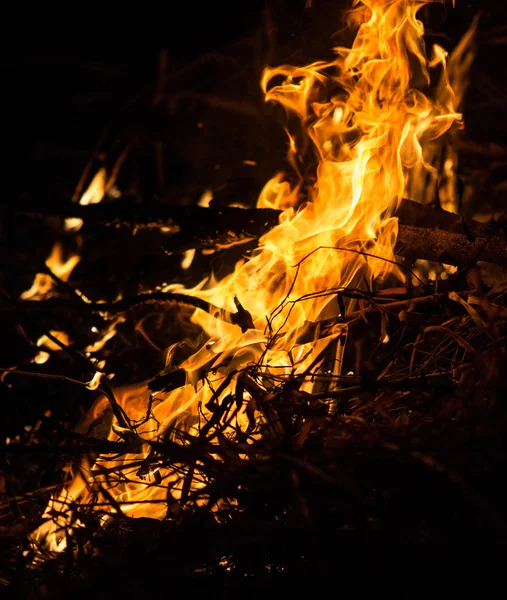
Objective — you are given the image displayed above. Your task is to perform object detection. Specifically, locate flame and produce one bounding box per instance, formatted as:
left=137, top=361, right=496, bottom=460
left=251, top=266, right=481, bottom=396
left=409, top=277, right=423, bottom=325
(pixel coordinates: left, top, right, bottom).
left=407, top=14, right=478, bottom=210
left=181, top=248, right=196, bottom=270
left=36, top=331, right=71, bottom=351
left=21, top=242, right=80, bottom=301
left=32, top=0, right=474, bottom=551
left=79, top=168, right=106, bottom=206
left=33, top=331, right=71, bottom=364
left=198, top=188, right=213, bottom=208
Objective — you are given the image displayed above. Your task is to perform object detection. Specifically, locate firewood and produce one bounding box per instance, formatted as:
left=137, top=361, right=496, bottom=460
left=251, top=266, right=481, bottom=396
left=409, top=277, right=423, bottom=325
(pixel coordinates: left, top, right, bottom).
left=6, top=197, right=507, bottom=267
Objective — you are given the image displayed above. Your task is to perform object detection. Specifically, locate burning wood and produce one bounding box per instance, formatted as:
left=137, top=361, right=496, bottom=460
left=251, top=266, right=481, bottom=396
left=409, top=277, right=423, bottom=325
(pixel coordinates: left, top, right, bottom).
left=10, top=196, right=507, bottom=266
left=2, top=0, right=507, bottom=591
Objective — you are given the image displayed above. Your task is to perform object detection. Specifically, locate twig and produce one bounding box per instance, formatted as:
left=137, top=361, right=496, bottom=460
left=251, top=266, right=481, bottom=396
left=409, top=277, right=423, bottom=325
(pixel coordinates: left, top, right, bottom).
left=3, top=291, right=220, bottom=318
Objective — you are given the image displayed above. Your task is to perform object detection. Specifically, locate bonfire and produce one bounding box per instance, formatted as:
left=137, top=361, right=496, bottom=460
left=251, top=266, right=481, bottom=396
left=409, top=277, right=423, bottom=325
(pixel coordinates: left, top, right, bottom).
left=2, top=0, right=506, bottom=593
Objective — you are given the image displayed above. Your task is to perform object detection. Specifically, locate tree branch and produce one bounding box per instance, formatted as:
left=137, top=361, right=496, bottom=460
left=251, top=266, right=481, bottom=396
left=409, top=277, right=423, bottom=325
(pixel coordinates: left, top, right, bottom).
left=5, top=198, right=507, bottom=266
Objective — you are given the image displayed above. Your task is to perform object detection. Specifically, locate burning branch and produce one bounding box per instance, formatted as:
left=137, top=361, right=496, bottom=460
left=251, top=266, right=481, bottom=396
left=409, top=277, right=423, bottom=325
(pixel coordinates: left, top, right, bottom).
left=3, top=291, right=216, bottom=317
left=10, top=197, right=507, bottom=267
left=6, top=201, right=280, bottom=253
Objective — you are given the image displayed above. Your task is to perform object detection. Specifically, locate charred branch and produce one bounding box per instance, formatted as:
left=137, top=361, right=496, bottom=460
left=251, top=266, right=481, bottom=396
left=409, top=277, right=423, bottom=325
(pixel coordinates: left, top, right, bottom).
left=394, top=199, right=507, bottom=267
left=7, top=197, right=507, bottom=267
left=0, top=291, right=213, bottom=316
left=4, top=200, right=280, bottom=253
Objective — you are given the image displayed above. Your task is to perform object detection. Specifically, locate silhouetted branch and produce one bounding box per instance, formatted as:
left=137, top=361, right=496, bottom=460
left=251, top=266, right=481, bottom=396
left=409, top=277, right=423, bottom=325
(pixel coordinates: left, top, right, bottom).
left=5, top=197, right=507, bottom=265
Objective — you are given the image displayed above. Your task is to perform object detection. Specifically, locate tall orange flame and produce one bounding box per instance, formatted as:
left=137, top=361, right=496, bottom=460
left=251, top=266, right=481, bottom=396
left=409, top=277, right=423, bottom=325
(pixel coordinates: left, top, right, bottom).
left=32, top=0, right=473, bottom=552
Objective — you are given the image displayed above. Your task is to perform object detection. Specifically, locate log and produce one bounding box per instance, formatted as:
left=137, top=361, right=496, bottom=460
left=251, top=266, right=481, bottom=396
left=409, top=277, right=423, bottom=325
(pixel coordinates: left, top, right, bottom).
left=3, top=197, right=507, bottom=267
left=394, top=200, right=507, bottom=268
left=2, top=200, right=281, bottom=253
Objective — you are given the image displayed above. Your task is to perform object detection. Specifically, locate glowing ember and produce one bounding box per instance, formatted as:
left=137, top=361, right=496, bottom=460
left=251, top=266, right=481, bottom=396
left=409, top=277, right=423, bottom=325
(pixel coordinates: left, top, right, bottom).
left=31, top=0, right=473, bottom=553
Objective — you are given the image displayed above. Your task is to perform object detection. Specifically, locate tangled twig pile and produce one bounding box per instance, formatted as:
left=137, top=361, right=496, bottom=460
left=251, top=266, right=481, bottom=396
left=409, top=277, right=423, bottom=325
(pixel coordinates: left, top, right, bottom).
left=3, top=272, right=507, bottom=594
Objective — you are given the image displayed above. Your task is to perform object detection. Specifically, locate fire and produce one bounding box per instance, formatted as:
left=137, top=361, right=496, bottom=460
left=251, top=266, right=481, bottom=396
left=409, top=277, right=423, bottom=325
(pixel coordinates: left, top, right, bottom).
left=31, top=0, right=472, bottom=553
left=21, top=242, right=81, bottom=301
left=79, top=167, right=107, bottom=206
left=21, top=165, right=106, bottom=302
